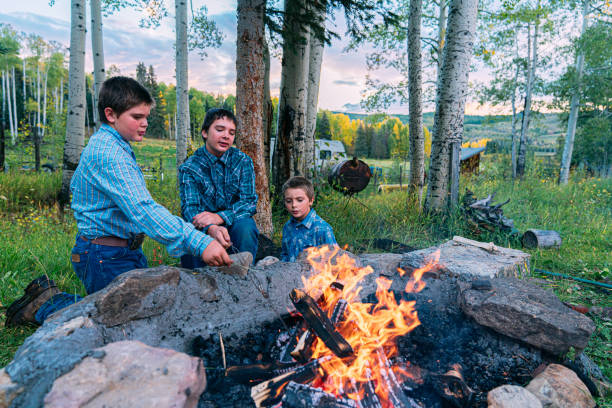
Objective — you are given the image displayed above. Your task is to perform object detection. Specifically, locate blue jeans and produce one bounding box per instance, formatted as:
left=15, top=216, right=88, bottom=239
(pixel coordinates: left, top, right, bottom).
left=35, top=236, right=148, bottom=323
left=181, top=217, right=259, bottom=269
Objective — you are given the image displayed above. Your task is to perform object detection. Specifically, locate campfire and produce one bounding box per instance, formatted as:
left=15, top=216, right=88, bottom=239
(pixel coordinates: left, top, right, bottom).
left=227, top=246, right=442, bottom=408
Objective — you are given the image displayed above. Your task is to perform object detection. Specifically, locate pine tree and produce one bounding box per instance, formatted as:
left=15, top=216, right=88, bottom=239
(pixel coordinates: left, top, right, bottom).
left=354, top=123, right=369, bottom=157
left=145, top=65, right=165, bottom=138
left=315, top=111, right=331, bottom=139
left=135, top=62, right=147, bottom=85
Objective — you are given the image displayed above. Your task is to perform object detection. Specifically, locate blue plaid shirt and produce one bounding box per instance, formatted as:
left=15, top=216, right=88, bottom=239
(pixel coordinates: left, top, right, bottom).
left=71, top=124, right=213, bottom=257
left=280, top=209, right=337, bottom=262
left=178, top=146, right=257, bottom=227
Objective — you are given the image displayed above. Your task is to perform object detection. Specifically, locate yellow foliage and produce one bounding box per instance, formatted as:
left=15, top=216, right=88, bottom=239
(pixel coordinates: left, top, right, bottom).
left=461, top=138, right=491, bottom=148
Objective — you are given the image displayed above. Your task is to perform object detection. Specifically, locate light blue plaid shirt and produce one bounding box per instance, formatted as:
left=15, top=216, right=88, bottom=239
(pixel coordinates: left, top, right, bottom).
left=280, top=209, right=337, bottom=262
left=71, top=124, right=213, bottom=257
left=178, top=146, right=257, bottom=227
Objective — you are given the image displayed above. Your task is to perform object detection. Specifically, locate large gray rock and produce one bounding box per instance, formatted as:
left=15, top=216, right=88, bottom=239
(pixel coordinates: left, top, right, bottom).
left=459, top=278, right=595, bottom=355
left=526, top=364, right=596, bottom=408
left=359, top=253, right=403, bottom=277
left=43, top=340, right=206, bottom=408
left=400, top=239, right=530, bottom=279
left=487, top=385, right=542, bottom=408
left=0, top=368, right=22, bottom=408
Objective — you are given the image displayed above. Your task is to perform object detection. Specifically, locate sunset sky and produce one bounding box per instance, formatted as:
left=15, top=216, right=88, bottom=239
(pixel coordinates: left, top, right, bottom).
left=1, top=0, right=501, bottom=114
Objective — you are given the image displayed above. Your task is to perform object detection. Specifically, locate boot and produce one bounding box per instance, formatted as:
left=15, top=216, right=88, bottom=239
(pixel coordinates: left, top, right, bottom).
left=5, top=275, right=59, bottom=327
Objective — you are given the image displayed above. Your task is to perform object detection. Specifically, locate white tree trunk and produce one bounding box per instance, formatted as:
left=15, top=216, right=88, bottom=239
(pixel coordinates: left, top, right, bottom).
left=11, top=67, right=18, bottom=137
left=559, top=0, right=589, bottom=185
left=510, top=37, right=520, bottom=179
left=424, top=0, right=478, bottom=212
left=22, top=59, right=26, bottom=109
left=236, top=0, right=273, bottom=236
left=175, top=0, right=190, bottom=169
left=42, top=67, right=49, bottom=139
left=90, top=0, right=105, bottom=129
left=273, top=0, right=310, bottom=189
left=60, top=0, right=87, bottom=210
left=517, top=19, right=538, bottom=178
left=408, top=0, right=425, bottom=203
left=36, top=62, right=41, bottom=133
left=5, top=71, right=16, bottom=143
left=59, top=77, right=64, bottom=114
left=305, top=3, right=325, bottom=175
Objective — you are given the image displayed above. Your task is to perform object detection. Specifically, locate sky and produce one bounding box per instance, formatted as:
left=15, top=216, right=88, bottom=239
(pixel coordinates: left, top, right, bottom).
left=0, top=0, right=518, bottom=115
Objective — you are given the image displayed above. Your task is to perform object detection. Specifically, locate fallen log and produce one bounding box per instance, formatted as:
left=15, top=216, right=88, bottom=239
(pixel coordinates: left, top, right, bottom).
left=290, top=289, right=354, bottom=359
left=521, top=229, right=562, bottom=249
left=225, top=361, right=300, bottom=384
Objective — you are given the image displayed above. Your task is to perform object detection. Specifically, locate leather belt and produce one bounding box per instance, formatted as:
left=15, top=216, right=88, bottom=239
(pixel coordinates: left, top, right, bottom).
left=81, top=235, right=129, bottom=247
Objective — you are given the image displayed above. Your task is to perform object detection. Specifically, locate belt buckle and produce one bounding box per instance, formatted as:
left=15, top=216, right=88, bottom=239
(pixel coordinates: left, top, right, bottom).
left=129, top=233, right=145, bottom=250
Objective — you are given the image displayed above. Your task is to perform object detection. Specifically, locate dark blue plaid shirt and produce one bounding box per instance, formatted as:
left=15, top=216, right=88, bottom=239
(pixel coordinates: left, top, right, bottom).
left=280, top=209, right=337, bottom=262
left=179, top=146, right=257, bottom=227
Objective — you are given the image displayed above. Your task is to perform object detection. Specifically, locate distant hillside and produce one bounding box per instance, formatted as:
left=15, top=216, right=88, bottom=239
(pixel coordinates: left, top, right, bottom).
left=330, top=111, right=563, bottom=147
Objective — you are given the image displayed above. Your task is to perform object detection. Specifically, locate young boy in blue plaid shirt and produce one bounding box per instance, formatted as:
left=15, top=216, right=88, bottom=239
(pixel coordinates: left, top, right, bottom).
left=280, top=176, right=337, bottom=262
left=5, top=77, right=231, bottom=327
left=178, top=108, right=259, bottom=268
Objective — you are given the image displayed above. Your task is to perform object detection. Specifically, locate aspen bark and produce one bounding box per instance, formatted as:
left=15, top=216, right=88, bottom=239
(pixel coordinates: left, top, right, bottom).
left=11, top=67, right=17, bottom=138
left=235, top=0, right=273, bottom=236
left=408, top=0, right=425, bottom=202
left=5, top=71, right=15, bottom=143
left=175, top=0, right=190, bottom=169
left=305, top=2, right=325, bottom=175
left=425, top=0, right=478, bottom=212
left=262, top=37, right=273, bottom=177
left=1, top=73, right=5, bottom=170
left=273, top=0, right=310, bottom=190
left=90, top=0, right=105, bottom=129
left=510, top=39, right=520, bottom=179
left=559, top=0, right=589, bottom=185
left=59, top=0, right=87, bottom=211
left=437, top=0, right=447, bottom=74
left=516, top=18, right=538, bottom=178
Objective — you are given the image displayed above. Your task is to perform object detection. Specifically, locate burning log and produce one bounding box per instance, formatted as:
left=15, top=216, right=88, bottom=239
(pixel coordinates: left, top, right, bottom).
left=292, top=298, right=349, bottom=363
left=290, top=289, right=354, bottom=359
left=251, top=357, right=329, bottom=407
left=375, top=350, right=422, bottom=408
left=359, top=368, right=383, bottom=408
left=431, top=364, right=474, bottom=408
left=281, top=381, right=357, bottom=408
left=225, top=361, right=300, bottom=384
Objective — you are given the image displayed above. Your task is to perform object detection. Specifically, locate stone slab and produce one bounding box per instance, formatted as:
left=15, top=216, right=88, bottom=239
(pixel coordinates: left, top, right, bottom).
left=526, top=364, right=596, bottom=408
left=460, top=278, right=595, bottom=355
left=400, top=238, right=530, bottom=279
left=487, top=385, right=542, bottom=408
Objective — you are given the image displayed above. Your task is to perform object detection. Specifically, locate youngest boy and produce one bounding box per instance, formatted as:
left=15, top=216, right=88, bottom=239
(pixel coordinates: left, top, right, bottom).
left=280, top=176, right=337, bottom=262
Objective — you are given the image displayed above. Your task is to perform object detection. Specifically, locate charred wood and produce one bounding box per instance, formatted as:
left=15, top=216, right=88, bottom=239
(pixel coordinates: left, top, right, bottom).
left=375, top=350, right=422, bottom=408
left=359, top=368, right=382, bottom=408
left=331, top=299, right=348, bottom=325
left=462, top=190, right=515, bottom=233
left=430, top=364, right=474, bottom=408
left=250, top=356, right=329, bottom=407
left=225, top=360, right=300, bottom=384
left=282, top=381, right=357, bottom=408
left=290, top=289, right=354, bottom=359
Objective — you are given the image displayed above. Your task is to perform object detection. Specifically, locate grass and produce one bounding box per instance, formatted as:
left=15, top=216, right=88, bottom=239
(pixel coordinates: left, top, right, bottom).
left=0, top=138, right=610, bottom=404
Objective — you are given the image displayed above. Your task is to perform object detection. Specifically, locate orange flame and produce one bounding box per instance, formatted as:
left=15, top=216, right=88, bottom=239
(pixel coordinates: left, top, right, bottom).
left=299, top=246, right=440, bottom=406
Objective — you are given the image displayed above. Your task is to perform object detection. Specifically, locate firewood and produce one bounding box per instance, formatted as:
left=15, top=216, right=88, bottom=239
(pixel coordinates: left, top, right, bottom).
left=290, top=289, right=354, bottom=359
left=225, top=360, right=300, bottom=384
left=375, top=350, right=421, bottom=408
left=291, top=330, right=316, bottom=363
left=452, top=236, right=498, bottom=253
left=250, top=357, right=329, bottom=407
left=430, top=364, right=474, bottom=408
left=331, top=299, right=348, bottom=325
left=359, top=368, right=383, bottom=408
left=282, top=381, right=357, bottom=408
left=521, top=229, right=562, bottom=249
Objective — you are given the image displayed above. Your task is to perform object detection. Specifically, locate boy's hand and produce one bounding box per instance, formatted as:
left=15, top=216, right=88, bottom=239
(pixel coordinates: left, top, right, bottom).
left=208, top=225, right=232, bottom=249
left=201, top=240, right=232, bottom=266
left=193, top=211, right=224, bottom=229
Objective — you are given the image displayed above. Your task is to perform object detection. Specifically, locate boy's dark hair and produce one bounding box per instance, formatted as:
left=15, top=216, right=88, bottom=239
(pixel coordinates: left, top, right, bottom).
left=201, top=108, right=238, bottom=134
left=98, top=76, right=154, bottom=124
left=282, top=176, right=314, bottom=200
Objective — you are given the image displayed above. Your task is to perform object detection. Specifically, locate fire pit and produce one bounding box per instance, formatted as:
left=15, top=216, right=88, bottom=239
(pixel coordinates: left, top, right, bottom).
left=194, top=247, right=548, bottom=408
left=2, top=240, right=600, bottom=408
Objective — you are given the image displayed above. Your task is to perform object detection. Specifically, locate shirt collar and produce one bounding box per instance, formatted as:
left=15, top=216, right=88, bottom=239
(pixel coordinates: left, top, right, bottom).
left=292, top=208, right=316, bottom=229
left=198, top=145, right=231, bottom=165
left=100, top=124, right=135, bottom=157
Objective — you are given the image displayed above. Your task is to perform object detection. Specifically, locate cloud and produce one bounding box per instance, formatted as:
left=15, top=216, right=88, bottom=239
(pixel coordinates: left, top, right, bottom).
left=333, top=79, right=358, bottom=86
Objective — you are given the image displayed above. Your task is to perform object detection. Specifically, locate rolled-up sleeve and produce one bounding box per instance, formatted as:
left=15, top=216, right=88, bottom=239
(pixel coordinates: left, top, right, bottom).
left=94, top=154, right=213, bottom=257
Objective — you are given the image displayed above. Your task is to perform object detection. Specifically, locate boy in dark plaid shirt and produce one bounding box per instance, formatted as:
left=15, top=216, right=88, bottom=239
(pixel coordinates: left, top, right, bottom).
left=179, top=108, right=259, bottom=268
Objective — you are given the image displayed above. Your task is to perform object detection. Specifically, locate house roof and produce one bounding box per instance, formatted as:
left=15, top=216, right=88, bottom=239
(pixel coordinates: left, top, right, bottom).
left=461, top=147, right=486, bottom=161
